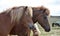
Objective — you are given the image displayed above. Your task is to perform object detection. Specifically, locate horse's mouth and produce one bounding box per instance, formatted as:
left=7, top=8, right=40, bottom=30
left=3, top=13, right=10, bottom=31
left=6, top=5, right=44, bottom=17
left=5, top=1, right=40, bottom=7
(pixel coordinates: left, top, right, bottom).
left=45, top=28, right=50, bottom=32
left=44, top=26, right=50, bottom=32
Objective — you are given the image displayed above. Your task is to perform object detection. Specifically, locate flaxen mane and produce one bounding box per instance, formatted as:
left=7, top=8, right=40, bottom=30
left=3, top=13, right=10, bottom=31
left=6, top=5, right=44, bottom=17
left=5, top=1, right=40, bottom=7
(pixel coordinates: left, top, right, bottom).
left=10, top=6, right=26, bottom=23
left=1, top=6, right=33, bottom=23
left=27, top=7, right=33, bottom=17
left=0, top=6, right=26, bottom=23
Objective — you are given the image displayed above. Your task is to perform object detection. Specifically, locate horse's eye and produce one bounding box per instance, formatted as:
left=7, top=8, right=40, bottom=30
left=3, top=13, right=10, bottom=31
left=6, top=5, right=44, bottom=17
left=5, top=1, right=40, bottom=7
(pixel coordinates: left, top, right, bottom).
left=44, top=16, right=47, bottom=19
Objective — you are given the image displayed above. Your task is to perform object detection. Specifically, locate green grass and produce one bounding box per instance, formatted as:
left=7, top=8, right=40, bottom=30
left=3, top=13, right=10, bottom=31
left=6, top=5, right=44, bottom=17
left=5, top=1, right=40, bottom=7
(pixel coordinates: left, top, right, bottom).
left=30, top=20, right=60, bottom=36
left=26, top=17, right=60, bottom=36
left=9, top=17, right=60, bottom=36
left=40, top=27, right=60, bottom=36
left=30, top=24, right=60, bottom=36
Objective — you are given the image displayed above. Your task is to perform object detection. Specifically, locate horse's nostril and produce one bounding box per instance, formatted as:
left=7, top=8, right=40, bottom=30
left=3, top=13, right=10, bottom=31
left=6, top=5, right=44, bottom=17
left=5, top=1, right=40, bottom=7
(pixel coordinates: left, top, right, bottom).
left=28, top=23, right=36, bottom=30
left=45, top=28, right=50, bottom=32
left=44, top=26, right=50, bottom=32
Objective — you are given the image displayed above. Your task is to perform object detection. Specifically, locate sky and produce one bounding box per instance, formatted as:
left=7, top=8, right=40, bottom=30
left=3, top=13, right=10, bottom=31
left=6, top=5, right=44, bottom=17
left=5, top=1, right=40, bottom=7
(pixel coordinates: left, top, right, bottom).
left=0, top=0, right=60, bottom=16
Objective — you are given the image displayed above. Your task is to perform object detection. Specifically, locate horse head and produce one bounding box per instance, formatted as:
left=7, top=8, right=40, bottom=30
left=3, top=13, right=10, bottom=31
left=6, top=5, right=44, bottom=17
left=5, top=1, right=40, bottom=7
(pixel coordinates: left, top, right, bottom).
left=32, top=6, right=50, bottom=32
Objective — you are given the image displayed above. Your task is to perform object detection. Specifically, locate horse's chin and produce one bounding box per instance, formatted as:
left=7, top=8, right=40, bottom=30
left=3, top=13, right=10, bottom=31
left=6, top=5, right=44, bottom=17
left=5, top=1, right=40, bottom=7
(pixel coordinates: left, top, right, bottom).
left=45, top=28, right=50, bottom=32
left=44, top=26, right=50, bottom=32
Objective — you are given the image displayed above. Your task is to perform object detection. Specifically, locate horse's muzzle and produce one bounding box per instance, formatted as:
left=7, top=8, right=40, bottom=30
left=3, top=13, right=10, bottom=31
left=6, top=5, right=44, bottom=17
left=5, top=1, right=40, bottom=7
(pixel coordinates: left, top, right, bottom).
left=28, top=23, right=36, bottom=30
left=45, top=28, right=50, bottom=32
left=44, top=26, right=50, bottom=32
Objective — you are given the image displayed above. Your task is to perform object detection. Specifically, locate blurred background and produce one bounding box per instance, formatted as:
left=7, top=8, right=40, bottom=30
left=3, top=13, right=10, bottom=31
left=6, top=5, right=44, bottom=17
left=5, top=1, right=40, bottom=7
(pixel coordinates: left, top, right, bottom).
left=0, top=0, right=60, bottom=16
left=0, top=0, right=60, bottom=36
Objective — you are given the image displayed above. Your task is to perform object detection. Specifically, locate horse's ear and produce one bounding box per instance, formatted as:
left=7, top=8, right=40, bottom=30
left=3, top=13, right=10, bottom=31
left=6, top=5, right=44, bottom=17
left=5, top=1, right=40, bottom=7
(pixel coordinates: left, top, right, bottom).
left=43, top=9, right=50, bottom=16
left=24, top=6, right=29, bottom=15
left=43, top=9, right=46, bottom=13
left=24, top=6, right=28, bottom=12
left=25, top=7, right=33, bottom=17
left=40, top=6, right=46, bottom=13
left=25, top=6, right=28, bottom=10
left=23, top=6, right=28, bottom=14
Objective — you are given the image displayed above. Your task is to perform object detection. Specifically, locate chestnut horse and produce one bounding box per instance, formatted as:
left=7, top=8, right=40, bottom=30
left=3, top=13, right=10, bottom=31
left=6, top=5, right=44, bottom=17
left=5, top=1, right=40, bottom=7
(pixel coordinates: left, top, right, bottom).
left=32, top=6, right=50, bottom=36
left=9, top=6, right=36, bottom=36
left=0, top=6, right=35, bottom=36
left=9, top=6, right=50, bottom=36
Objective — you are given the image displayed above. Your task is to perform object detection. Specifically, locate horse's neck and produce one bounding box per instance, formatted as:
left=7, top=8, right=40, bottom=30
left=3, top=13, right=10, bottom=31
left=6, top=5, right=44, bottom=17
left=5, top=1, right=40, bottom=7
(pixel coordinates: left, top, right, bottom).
left=32, top=12, right=37, bottom=23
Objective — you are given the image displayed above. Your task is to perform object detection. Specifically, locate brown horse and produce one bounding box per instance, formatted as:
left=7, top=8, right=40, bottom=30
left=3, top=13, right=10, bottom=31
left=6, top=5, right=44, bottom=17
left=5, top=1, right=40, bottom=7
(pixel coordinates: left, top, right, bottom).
left=32, top=6, right=50, bottom=36
left=9, top=6, right=50, bottom=36
left=9, top=6, right=36, bottom=36
left=0, top=6, right=35, bottom=36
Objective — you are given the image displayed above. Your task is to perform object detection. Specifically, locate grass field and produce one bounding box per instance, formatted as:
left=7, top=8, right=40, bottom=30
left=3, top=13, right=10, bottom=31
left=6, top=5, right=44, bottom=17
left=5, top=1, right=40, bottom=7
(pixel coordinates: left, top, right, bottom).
left=38, top=25, right=60, bottom=36
left=38, top=17, right=60, bottom=36
left=9, top=26, right=60, bottom=36
left=9, top=17, right=60, bottom=36
left=9, top=23, right=60, bottom=36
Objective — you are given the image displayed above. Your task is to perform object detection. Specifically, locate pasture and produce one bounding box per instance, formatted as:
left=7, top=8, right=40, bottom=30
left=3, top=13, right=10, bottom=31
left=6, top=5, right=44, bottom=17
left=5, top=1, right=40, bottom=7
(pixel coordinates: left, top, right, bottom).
left=30, top=16, right=60, bottom=36
left=38, top=24, right=60, bottom=36
left=39, top=16, right=60, bottom=36
left=9, top=16, right=60, bottom=36
left=10, top=24, right=60, bottom=36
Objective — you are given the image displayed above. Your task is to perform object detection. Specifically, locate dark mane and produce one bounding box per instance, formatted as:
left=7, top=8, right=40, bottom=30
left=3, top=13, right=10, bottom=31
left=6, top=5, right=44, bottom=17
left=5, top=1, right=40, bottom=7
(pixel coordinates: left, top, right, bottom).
left=32, top=6, right=50, bottom=16
left=40, top=6, right=50, bottom=16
